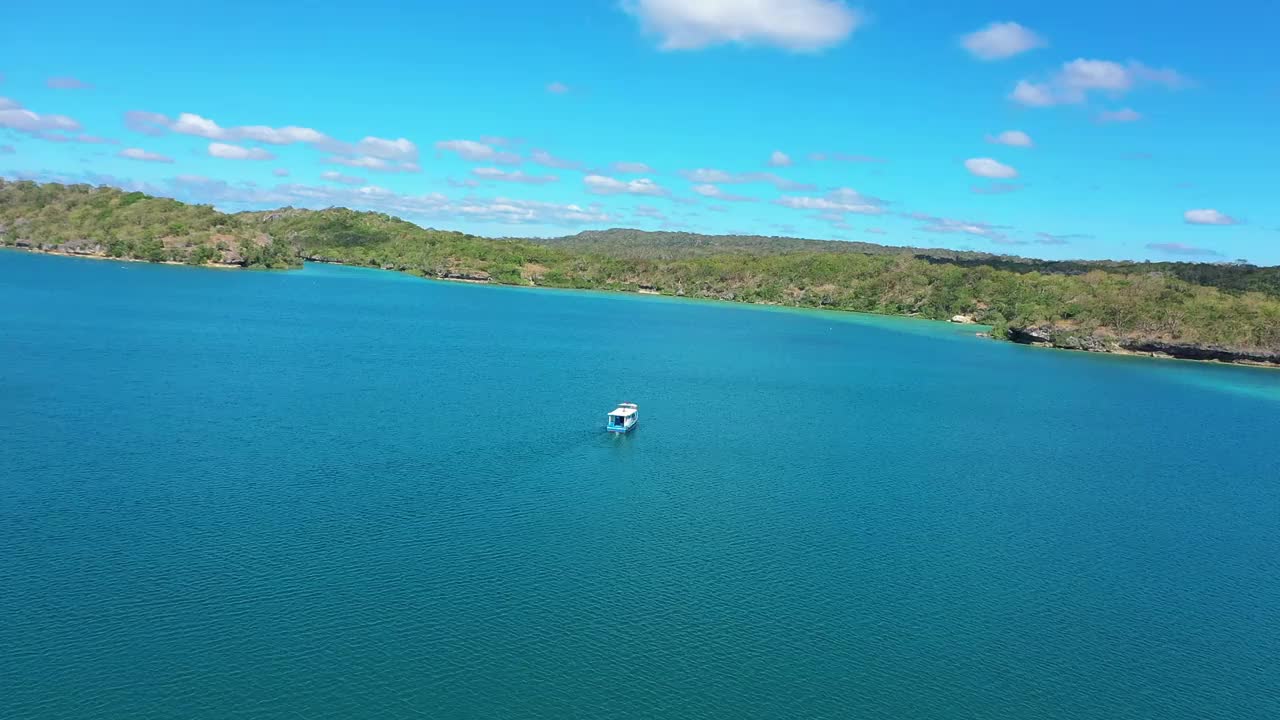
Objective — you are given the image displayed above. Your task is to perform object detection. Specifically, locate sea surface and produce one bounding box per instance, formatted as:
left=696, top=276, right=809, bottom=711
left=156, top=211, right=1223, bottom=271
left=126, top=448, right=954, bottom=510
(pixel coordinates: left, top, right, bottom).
left=2, top=249, right=1278, bottom=720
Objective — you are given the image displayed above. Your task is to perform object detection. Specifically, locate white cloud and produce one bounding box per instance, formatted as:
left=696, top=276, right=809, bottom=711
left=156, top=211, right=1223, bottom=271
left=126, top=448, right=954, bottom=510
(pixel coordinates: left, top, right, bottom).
left=236, top=125, right=328, bottom=145
left=164, top=113, right=333, bottom=148
left=122, top=111, right=414, bottom=168
left=531, top=149, right=583, bottom=170
left=118, top=147, right=174, bottom=163
left=768, top=150, right=792, bottom=167
left=584, top=174, right=669, bottom=196
left=692, top=184, right=755, bottom=202
left=273, top=168, right=290, bottom=177
left=0, top=99, right=81, bottom=134
left=913, top=214, right=1008, bottom=242
left=964, top=157, right=1018, bottom=179
left=624, top=0, right=863, bottom=52
left=354, top=136, right=418, bottom=161
left=0, top=145, right=13, bottom=154
left=435, top=139, right=522, bottom=165
left=436, top=139, right=492, bottom=159
left=479, top=136, right=522, bottom=146
left=1009, top=81, right=1056, bottom=107
left=35, top=132, right=114, bottom=144
left=320, top=170, right=365, bottom=185
left=1097, top=108, right=1142, bottom=123
left=162, top=112, right=328, bottom=147
left=47, top=76, right=93, bottom=90
left=1036, top=232, right=1089, bottom=245
left=986, top=130, right=1033, bottom=147
left=960, top=22, right=1045, bottom=60
left=761, top=173, right=813, bottom=190
left=1184, top=208, right=1238, bottom=226
left=547, top=81, right=570, bottom=94
left=208, top=142, right=275, bottom=161
left=1147, top=242, right=1221, bottom=257
left=1011, top=59, right=1190, bottom=107
left=326, top=155, right=389, bottom=170
left=152, top=176, right=617, bottom=227
left=1130, top=64, right=1192, bottom=88
left=634, top=205, right=668, bottom=221
left=123, top=111, right=170, bottom=136
left=472, top=167, right=559, bottom=184
left=173, top=113, right=228, bottom=139
left=1061, top=59, right=1132, bottom=91
left=681, top=168, right=735, bottom=183
left=612, top=161, right=654, bottom=174
left=821, top=214, right=851, bottom=231
left=775, top=187, right=883, bottom=214
left=680, top=168, right=813, bottom=190
left=324, top=155, right=419, bottom=173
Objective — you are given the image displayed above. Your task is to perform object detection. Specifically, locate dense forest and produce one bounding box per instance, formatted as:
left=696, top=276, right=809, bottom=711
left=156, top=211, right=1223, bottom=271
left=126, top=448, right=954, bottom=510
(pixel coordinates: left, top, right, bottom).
left=545, top=228, right=1280, bottom=298
left=533, top=228, right=1000, bottom=260
left=3, top=180, right=1278, bottom=362
left=0, top=180, right=297, bottom=268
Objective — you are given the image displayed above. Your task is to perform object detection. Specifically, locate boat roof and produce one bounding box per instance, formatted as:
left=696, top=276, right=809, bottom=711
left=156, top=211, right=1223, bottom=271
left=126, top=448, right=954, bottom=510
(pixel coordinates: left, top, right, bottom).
left=609, top=407, right=637, bottom=417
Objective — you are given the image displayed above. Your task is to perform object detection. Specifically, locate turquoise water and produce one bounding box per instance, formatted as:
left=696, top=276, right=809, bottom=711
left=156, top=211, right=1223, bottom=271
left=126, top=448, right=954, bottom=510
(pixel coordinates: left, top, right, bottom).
left=2, top=250, right=1278, bottom=720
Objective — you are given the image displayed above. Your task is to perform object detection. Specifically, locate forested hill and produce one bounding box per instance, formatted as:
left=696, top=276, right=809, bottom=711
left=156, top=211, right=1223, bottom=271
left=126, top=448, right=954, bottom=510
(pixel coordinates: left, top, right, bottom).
left=3, top=180, right=1278, bottom=364
left=0, top=179, right=297, bottom=268
left=543, top=228, right=1280, bottom=298
left=533, top=228, right=998, bottom=261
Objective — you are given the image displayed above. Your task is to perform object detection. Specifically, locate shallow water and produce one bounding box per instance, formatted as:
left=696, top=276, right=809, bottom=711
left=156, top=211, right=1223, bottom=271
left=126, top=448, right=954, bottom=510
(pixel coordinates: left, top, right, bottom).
left=2, top=251, right=1278, bottom=719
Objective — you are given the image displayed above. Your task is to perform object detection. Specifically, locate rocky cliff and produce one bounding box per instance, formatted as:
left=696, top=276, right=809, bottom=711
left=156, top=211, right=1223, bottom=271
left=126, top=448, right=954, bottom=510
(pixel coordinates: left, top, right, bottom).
left=1007, top=326, right=1280, bottom=367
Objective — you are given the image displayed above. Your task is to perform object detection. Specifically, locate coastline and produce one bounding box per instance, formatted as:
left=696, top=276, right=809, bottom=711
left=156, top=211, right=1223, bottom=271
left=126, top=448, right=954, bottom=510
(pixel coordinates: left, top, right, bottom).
left=302, top=255, right=1280, bottom=370
left=5, top=246, right=244, bottom=270
left=999, top=333, right=1280, bottom=370
left=1003, top=325, right=1280, bottom=370
left=5, top=245, right=1278, bottom=370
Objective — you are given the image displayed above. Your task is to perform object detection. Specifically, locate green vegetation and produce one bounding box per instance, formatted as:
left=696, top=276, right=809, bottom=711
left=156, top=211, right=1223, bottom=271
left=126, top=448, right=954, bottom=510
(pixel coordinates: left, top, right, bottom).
left=4, top=180, right=1278, bottom=358
left=546, top=228, right=1280, bottom=299
left=243, top=207, right=563, bottom=285
left=0, top=180, right=296, bottom=268
left=533, top=228, right=998, bottom=260
left=919, top=255, right=1280, bottom=299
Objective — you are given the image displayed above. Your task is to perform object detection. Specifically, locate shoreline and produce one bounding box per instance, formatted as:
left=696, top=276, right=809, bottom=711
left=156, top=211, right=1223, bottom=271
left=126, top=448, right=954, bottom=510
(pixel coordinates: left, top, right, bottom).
left=999, top=334, right=1280, bottom=371
left=1002, top=325, right=1280, bottom=370
left=6, top=245, right=1278, bottom=370
left=5, top=246, right=243, bottom=269
left=345, top=260, right=1280, bottom=370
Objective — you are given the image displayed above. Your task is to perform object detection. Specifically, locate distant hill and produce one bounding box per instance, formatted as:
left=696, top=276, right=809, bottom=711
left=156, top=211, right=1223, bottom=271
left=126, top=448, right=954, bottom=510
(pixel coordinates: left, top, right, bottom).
left=538, top=228, right=1280, bottom=298
left=533, top=228, right=1001, bottom=261
left=3, top=180, right=1278, bottom=364
left=918, top=254, right=1280, bottom=298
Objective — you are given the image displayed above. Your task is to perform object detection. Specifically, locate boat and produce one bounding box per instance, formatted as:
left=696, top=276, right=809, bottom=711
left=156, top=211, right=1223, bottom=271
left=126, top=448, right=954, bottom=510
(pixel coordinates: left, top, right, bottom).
left=606, top=402, right=639, bottom=433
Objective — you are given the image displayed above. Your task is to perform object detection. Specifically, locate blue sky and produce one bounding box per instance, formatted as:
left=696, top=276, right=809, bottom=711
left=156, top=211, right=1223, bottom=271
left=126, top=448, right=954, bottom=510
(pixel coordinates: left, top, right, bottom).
left=4, top=0, right=1278, bottom=263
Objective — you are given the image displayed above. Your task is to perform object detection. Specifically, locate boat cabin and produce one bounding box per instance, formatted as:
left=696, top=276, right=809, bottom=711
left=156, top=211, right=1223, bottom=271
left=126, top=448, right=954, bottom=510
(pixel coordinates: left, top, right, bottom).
left=606, top=403, right=639, bottom=433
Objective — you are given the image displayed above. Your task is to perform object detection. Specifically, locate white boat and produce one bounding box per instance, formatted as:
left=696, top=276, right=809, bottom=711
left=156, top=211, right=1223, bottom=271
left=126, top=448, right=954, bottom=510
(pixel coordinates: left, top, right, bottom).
left=606, top=403, right=639, bottom=433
